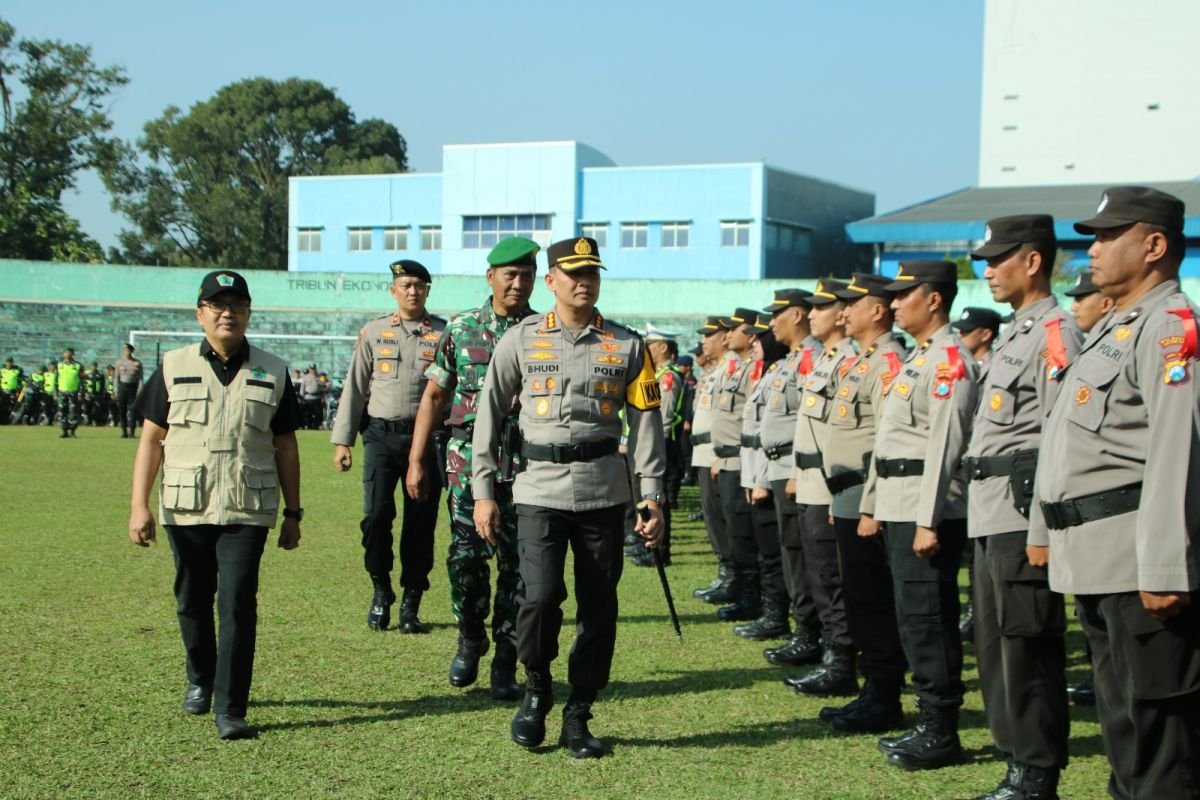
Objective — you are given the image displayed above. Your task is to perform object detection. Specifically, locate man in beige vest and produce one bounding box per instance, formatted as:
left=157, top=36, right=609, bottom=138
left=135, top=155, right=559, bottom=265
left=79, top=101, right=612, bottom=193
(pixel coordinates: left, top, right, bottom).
left=128, top=270, right=303, bottom=741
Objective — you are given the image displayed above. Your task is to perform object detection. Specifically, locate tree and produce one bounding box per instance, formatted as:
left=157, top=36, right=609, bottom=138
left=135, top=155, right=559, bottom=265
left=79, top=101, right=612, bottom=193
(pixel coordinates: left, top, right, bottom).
left=0, top=18, right=125, bottom=262
left=105, top=77, right=407, bottom=270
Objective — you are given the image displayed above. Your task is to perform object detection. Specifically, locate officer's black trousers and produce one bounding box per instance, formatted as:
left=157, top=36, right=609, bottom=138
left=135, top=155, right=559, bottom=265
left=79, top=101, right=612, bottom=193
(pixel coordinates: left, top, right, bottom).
left=772, top=480, right=817, bottom=631
left=514, top=503, right=625, bottom=691
left=833, top=516, right=906, bottom=688
left=800, top=504, right=851, bottom=647
left=166, top=524, right=267, bottom=717
left=974, top=532, right=1069, bottom=769
left=748, top=489, right=785, bottom=601
left=698, top=467, right=730, bottom=562
left=886, top=518, right=967, bottom=708
left=664, top=437, right=683, bottom=507
left=717, top=468, right=757, bottom=572
left=116, top=383, right=138, bottom=431
left=1077, top=592, right=1200, bottom=800
left=360, top=421, right=439, bottom=590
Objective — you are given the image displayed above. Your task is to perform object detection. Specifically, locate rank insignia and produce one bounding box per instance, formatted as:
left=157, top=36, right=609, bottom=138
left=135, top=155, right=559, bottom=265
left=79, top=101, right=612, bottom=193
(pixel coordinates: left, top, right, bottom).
left=535, top=398, right=550, bottom=416
left=599, top=342, right=620, bottom=352
left=596, top=355, right=624, bottom=365
left=1115, top=327, right=1132, bottom=341
left=251, top=367, right=267, bottom=380
left=1075, top=386, right=1091, bottom=405
left=390, top=313, right=401, bottom=324
left=990, top=392, right=1003, bottom=410
left=380, top=331, right=396, bottom=339
left=530, top=351, right=557, bottom=361
left=421, top=332, right=441, bottom=341
left=532, top=340, right=555, bottom=349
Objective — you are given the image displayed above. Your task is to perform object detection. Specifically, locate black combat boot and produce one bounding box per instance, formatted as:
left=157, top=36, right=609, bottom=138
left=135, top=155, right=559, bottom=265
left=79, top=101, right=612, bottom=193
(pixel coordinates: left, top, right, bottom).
left=764, top=626, right=822, bottom=667
left=489, top=640, right=521, bottom=701
left=959, top=600, right=975, bottom=644
left=791, top=644, right=858, bottom=697
left=397, top=589, right=429, bottom=634
left=696, top=561, right=736, bottom=603
left=829, top=680, right=905, bottom=733
left=883, top=702, right=963, bottom=770
left=716, top=571, right=761, bottom=622
left=449, top=628, right=489, bottom=688
left=366, top=575, right=395, bottom=631
left=511, top=670, right=553, bottom=748
left=970, top=761, right=1061, bottom=800
left=1067, top=674, right=1095, bottom=706
left=733, top=591, right=790, bottom=640
left=559, top=689, right=605, bottom=759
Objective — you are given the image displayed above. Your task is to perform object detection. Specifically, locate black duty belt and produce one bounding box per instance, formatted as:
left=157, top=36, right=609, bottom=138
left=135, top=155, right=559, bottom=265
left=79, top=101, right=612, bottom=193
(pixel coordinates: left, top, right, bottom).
left=713, top=444, right=740, bottom=458
left=373, top=418, right=415, bottom=434
left=740, top=434, right=761, bottom=449
left=1040, top=482, right=1142, bottom=530
left=690, top=432, right=711, bottom=446
left=794, top=452, right=823, bottom=470
left=825, top=470, right=866, bottom=495
left=763, top=441, right=793, bottom=461
left=521, top=439, right=619, bottom=464
left=962, top=450, right=1038, bottom=481
left=450, top=425, right=473, bottom=441
left=875, top=457, right=924, bottom=478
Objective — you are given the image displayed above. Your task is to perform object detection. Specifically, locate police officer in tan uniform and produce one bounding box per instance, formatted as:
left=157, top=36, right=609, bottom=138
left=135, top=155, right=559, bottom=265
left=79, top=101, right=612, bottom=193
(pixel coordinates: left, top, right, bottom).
left=1030, top=187, right=1200, bottom=800
left=690, top=317, right=736, bottom=602
left=1064, top=269, right=1113, bottom=336
left=332, top=260, right=446, bottom=633
left=472, top=236, right=665, bottom=759
left=114, top=343, right=143, bottom=438
left=819, top=274, right=908, bottom=733
left=863, top=260, right=979, bottom=770
left=128, top=270, right=303, bottom=740
left=963, top=215, right=1082, bottom=800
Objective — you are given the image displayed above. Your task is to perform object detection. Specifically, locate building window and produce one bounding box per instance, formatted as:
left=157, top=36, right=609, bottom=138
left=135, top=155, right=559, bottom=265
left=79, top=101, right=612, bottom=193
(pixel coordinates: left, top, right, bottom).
left=348, top=228, right=372, bottom=251
left=298, top=228, right=322, bottom=252
left=383, top=227, right=408, bottom=251
left=766, top=223, right=811, bottom=256
left=661, top=222, right=689, bottom=248
left=580, top=223, right=608, bottom=248
left=620, top=223, right=648, bottom=249
left=721, top=221, right=750, bottom=247
left=462, top=215, right=552, bottom=249
left=420, top=226, right=442, bottom=251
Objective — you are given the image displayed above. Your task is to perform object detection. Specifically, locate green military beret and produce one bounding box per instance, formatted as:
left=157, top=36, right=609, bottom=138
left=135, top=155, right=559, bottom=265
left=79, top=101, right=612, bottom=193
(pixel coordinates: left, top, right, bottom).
left=487, top=237, right=540, bottom=267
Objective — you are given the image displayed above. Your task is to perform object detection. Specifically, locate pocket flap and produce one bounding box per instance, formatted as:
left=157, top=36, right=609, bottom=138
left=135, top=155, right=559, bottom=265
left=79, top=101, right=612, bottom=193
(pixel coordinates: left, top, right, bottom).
left=170, top=383, right=209, bottom=402
left=242, top=466, right=278, bottom=490
left=244, top=385, right=276, bottom=405
left=163, top=465, right=203, bottom=487
left=1073, top=356, right=1122, bottom=389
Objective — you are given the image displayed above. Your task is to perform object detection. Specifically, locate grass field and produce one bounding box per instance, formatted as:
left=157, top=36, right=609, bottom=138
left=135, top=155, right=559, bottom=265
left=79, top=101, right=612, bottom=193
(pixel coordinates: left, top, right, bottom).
left=0, top=427, right=1109, bottom=799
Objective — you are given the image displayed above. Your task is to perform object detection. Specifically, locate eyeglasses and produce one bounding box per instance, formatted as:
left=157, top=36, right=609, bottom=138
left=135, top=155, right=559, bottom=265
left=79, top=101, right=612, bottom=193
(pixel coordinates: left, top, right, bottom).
left=201, top=300, right=251, bottom=314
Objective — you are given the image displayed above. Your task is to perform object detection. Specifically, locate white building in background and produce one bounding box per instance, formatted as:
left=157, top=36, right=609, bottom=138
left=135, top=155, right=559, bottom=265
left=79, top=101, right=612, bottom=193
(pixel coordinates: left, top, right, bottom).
left=978, top=0, right=1200, bottom=187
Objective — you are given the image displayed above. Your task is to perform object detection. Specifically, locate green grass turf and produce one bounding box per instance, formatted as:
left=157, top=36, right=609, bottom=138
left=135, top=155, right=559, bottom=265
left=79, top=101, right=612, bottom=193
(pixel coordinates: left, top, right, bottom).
left=0, top=427, right=1109, bottom=799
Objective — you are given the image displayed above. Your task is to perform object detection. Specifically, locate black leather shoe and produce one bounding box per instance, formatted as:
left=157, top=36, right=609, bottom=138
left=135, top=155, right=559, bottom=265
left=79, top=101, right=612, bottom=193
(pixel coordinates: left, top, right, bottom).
left=215, top=714, right=253, bottom=740
left=511, top=685, right=553, bottom=748
left=883, top=704, right=963, bottom=771
left=792, top=646, right=858, bottom=697
left=490, top=642, right=521, bottom=701
left=397, top=589, right=429, bottom=634
left=1068, top=675, right=1095, bottom=706
left=367, top=578, right=395, bottom=631
left=449, top=634, right=489, bottom=688
left=182, top=683, right=212, bottom=715
left=764, top=630, right=822, bottom=667
left=559, top=704, right=605, bottom=758
left=831, top=697, right=904, bottom=734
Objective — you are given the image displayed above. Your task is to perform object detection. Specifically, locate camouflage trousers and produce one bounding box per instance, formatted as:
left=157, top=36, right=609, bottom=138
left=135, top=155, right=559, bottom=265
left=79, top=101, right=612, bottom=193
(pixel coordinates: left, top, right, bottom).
left=58, top=391, right=80, bottom=431
left=446, top=472, right=521, bottom=646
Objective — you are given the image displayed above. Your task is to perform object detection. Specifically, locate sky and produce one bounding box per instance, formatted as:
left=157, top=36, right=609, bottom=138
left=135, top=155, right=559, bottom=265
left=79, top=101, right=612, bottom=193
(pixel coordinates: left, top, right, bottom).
left=4, top=0, right=985, bottom=251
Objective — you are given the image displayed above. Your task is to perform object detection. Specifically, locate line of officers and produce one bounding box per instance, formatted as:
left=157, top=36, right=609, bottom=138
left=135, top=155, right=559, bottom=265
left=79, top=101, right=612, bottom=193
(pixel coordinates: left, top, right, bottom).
left=1, top=344, right=144, bottom=436
left=686, top=186, right=1200, bottom=800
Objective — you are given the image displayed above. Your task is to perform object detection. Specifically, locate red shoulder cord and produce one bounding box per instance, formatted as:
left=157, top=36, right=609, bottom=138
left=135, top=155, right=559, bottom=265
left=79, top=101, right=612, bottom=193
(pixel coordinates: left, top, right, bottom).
left=944, top=346, right=966, bottom=380
left=884, top=351, right=902, bottom=380
left=799, top=348, right=814, bottom=376
left=1043, top=318, right=1069, bottom=375
left=750, top=359, right=764, bottom=386
left=1168, top=308, right=1198, bottom=360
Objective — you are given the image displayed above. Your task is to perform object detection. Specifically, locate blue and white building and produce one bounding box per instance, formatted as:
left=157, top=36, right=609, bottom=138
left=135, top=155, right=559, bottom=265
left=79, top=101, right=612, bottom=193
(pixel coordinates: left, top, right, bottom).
left=288, top=140, right=874, bottom=280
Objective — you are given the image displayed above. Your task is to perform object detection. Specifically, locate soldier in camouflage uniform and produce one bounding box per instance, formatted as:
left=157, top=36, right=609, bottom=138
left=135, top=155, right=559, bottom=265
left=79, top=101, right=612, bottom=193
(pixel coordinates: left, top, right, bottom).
left=407, top=237, right=538, bottom=700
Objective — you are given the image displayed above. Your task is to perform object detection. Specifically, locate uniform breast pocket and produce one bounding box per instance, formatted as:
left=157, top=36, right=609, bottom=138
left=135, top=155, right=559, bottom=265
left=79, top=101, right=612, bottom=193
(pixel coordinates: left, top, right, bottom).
left=717, top=391, right=735, bottom=412
left=882, top=385, right=914, bottom=426
left=800, top=390, right=826, bottom=419
left=374, top=356, right=401, bottom=380
left=238, top=465, right=279, bottom=513
left=166, top=383, right=209, bottom=426
left=161, top=465, right=205, bottom=511
left=458, top=348, right=492, bottom=390
left=526, top=395, right=561, bottom=423
left=1065, top=358, right=1122, bottom=432
left=829, top=400, right=858, bottom=427
left=243, top=385, right=278, bottom=432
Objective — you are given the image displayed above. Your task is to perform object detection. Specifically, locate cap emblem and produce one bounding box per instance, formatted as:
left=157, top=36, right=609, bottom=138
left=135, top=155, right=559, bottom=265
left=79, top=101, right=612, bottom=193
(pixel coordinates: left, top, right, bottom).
left=961, top=311, right=971, bottom=320
left=216, top=274, right=234, bottom=287
left=574, top=238, right=593, bottom=256
left=984, top=225, right=992, bottom=243
left=1097, top=193, right=1109, bottom=213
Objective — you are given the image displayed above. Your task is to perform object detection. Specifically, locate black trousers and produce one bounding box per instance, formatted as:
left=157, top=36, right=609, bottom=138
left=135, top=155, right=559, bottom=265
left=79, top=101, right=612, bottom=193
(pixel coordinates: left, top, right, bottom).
left=166, top=524, right=268, bottom=717
left=886, top=518, right=967, bottom=708
left=699, top=467, right=730, bottom=562
left=974, top=532, right=1069, bottom=769
left=514, top=503, right=625, bottom=691
left=834, top=516, right=906, bottom=688
left=749, top=488, right=785, bottom=600
left=801, top=504, right=851, bottom=647
left=360, top=420, right=439, bottom=590
left=664, top=437, right=683, bottom=506
left=717, top=468, right=757, bottom=572
left=116, top=383, right=138, bottom=431
left=1077, top=592, right=1200, bottom=800
left=773, top=481, right=817, bottom=631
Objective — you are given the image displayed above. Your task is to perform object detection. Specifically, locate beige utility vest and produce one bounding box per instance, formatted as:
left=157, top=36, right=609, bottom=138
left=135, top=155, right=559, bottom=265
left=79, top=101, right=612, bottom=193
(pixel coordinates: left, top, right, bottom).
left=160, top=343, right=286, bottom=527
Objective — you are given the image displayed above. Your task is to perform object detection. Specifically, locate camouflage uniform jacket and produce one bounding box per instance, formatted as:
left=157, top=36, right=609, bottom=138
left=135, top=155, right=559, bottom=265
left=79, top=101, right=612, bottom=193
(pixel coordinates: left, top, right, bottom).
left=424, top=297, right=534, bottom=483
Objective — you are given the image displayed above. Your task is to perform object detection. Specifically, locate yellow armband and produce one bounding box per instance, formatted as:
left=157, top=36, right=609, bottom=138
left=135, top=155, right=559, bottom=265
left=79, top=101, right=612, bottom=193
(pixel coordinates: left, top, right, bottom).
left=626, top=355, right=662, bottom=410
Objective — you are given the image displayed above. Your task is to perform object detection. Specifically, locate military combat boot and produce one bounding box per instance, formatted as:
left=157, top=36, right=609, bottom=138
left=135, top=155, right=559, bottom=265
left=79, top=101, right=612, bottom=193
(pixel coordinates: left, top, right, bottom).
left=511, top=670, right=553, bottom=748
left=883, top=702, right=963, bottom=771
left=733, top=591, right=790, bottom=640
left=489, top=640, right=521, bottom=701
left=792, top=644, right=858, bottom=697
left=764, top=626, right=822, bottom=667
left=449, top=629, right=489, bottom=688
left=829, top=680, right=905, bottom=733
left=559, top=690, right=604, bottom=759
left=696, top=561, right=736, bottom=604
left=366, top=575, right=395, bottom=631
left=971, top=761, right=1061, bottom=800
left=397, top=589, right=429, bottom=634
left=716, top=571, right=761, bottom=622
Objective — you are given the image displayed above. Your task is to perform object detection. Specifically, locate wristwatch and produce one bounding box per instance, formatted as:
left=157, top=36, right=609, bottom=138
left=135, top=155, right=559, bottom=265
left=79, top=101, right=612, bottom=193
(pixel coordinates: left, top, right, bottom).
left=641, top=492, right=663, bottom=505
left=283, top=507, right=304, bottom=521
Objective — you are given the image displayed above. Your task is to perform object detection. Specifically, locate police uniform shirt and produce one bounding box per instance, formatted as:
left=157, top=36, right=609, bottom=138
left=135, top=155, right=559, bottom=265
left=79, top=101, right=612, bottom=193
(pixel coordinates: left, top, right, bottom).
left=739, top=359, right=776, bottom=490
left=964, top=296, right=1082, bottom=538
left=115, top=355, right=143, bottom=385
left=710, top=353, right=754, bottom=472
left=863, top=324, right=979, bottom=526
left=689, top=361, right=724, bottom=468
left=330, top=311, right=446, bottom=446
left=825, top=332, right=906, bottom=520
left=793, top=338, right=856, bottom=505
left=300, top=371, right=321, bottom=400
left=657, top=359, right=684, bottom=441
left=760, top=348, right=811, bottom=483
left=136, top=339, right=302, bottom=434
left=1029, top=280, right=1200, bottom=594
left=472, top=309, right=666, bottom=512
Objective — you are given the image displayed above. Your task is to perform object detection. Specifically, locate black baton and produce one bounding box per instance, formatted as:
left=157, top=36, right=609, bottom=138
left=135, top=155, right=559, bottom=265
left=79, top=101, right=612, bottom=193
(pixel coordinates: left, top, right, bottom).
left=638, top=502, right=681, bottom=638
